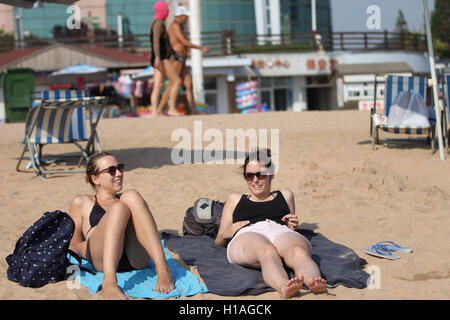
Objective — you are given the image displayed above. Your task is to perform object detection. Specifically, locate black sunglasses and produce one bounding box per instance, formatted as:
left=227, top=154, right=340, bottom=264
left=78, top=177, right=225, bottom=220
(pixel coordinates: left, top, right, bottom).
left=97, top=163, right=125, bottom=176
left=244, top=171, right=269, bottom=180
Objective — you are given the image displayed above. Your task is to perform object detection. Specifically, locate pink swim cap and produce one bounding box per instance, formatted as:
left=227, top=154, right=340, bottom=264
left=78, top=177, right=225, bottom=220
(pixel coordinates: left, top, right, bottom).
left=154, top=1, right=169, bottom=20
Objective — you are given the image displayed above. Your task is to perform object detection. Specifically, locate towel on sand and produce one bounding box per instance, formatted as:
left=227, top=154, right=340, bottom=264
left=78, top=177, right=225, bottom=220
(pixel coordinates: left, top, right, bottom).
left=68, top=240, right=208, bottom=299
left=162, top=229, right=370, bottom=296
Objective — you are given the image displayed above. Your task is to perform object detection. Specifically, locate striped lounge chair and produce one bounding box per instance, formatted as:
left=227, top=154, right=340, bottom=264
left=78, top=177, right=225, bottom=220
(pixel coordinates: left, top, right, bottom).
left=372, top=75, right=435, bottom=151
left=16, top=90, right=105, bottom=178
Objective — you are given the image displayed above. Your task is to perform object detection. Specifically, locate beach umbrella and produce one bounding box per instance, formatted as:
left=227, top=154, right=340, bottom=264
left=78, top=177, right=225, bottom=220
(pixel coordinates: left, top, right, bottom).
left=423, top=0, right=445, bottom=160
left=132, top=66, right=154, bottom=81
left=49, top=63, right=108, bottom=88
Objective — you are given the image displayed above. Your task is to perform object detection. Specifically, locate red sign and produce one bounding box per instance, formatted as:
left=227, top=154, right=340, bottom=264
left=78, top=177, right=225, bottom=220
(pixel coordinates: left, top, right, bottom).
left=306, top=58, right=338, bottom=71
left=251, top=59, right=290, bottom=69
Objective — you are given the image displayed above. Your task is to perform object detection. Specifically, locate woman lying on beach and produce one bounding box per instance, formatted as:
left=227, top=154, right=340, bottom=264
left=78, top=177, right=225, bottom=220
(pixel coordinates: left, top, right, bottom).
left=68, top=152, right=174, bottom=299
left=214, top=148, right=327, bottom=299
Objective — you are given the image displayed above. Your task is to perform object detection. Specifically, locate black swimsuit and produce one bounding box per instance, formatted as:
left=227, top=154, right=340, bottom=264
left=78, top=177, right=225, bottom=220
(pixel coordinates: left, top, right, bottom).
left=232, top=190, right=291, bottom=226
left=149, top=19, right=174, bottom=67
left=85, top=194, right=134, bottom=272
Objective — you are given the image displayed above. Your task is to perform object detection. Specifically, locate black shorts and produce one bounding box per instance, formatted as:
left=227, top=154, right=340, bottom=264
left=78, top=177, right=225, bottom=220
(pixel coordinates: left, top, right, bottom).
left=86, top=238, right=134, bottom=273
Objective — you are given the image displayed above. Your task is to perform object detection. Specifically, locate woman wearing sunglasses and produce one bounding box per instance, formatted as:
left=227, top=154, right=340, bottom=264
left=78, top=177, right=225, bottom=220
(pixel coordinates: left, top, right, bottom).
left=215, top=149, right=326, bottom=299
left=68, top=152, right=174, bottom=299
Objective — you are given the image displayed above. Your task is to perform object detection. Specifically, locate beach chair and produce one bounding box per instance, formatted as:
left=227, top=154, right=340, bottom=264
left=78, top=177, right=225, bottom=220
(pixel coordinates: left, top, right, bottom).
left=16, top=90, right=106, bottom=178
left=371, top=75, right=435, bottom=151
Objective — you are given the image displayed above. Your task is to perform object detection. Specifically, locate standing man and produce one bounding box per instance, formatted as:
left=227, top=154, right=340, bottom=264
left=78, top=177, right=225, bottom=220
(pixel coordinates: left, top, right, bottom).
left=156, top=5, right=210, bottom=115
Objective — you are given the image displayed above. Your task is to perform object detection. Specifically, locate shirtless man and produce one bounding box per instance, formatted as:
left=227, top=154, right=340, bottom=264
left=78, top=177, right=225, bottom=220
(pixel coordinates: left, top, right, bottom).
left=156, top=6, right=210, bottom=116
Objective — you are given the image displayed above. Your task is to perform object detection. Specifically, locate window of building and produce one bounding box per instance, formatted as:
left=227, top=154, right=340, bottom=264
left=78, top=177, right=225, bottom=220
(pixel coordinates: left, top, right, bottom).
left=204, top=77, right=217, bottom=112
left=257, top=77, right=293, bottom=111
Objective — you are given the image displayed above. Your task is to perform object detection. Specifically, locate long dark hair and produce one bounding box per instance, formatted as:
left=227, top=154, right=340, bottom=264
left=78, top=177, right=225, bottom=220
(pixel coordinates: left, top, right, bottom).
left=85, top=152, right=113, bottom=187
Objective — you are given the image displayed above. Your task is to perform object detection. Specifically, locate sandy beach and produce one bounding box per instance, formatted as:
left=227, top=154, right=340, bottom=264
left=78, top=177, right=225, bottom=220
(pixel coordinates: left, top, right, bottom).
left=1, top=110, right=449, bottom=300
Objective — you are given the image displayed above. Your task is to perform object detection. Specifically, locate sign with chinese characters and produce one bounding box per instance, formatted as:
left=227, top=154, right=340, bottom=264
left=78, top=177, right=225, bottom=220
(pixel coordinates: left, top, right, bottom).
left=245, top=53, right=343, bottom=77
left=251, top=59, right=290, bottom=69
left=306, top=58, right=338, bottom=71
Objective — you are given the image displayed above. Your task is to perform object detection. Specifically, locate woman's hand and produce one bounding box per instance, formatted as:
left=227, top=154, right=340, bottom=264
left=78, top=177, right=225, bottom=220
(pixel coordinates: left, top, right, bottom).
left=282, top=214, right=299, bottom=231
left=154, top=56, right=161, bottom=68
left=224, top=220, right=250, bottom=239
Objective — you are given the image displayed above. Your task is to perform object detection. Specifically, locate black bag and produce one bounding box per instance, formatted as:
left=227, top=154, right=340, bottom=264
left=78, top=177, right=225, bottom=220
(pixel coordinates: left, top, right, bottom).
left=6, top=210, right=84, bottom=288
left=183, top=198, right=224, bottom=238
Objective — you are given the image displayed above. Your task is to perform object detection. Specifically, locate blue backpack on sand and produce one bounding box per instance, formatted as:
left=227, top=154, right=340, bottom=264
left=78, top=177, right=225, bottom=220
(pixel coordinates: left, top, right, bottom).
left=6, top=210, right=89, bottom=288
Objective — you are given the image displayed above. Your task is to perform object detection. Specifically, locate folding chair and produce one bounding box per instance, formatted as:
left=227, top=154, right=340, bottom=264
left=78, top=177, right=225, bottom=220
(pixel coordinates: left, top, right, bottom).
left=16, top=90, right=105, bottom=178
left=372, top=75, right=435, bottom=151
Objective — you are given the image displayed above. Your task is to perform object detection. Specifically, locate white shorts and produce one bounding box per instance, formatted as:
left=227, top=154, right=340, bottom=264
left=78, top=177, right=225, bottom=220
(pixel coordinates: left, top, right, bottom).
left=226, top=219, right=299, bottom=264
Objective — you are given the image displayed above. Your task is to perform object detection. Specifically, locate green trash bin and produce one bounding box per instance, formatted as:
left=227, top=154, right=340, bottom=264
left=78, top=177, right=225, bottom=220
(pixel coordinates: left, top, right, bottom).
left=3, top=68, right=35, bottom=123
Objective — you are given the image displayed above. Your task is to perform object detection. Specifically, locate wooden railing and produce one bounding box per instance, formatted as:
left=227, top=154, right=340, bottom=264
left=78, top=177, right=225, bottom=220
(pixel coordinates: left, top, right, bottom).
left=1, top=30, right=427, bottom=56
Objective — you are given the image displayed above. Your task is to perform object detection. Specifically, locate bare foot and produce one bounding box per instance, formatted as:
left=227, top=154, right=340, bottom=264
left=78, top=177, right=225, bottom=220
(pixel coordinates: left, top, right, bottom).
left=280, top=276, right=303, bottom=299
left=155, top=268, right=175, bottom=294
left=307, top=277, right=327, bottom=294
left=100, top=285, right=129, bottom=300
left=167, top=109, right=184, bottom=116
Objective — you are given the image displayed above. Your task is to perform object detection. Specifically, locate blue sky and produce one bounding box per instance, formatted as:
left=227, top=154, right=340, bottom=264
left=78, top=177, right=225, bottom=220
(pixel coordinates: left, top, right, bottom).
left=331, top=0, right=436, bottom=33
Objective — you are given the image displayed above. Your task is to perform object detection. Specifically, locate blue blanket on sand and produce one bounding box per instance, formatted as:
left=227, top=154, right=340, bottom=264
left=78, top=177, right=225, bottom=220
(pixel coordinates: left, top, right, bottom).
left=68, top=240, right=208, bottom=299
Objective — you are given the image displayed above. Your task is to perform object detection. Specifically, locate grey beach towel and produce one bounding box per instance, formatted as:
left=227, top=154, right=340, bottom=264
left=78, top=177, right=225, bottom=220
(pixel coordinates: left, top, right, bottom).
left=162, top=229, right=370, bottom=296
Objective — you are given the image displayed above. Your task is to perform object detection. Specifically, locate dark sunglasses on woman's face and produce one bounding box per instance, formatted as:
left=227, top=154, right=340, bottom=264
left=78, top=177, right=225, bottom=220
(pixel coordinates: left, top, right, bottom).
left=244, top=171, right=269, bottom=180
left=97, top=163, right=125, bottom=176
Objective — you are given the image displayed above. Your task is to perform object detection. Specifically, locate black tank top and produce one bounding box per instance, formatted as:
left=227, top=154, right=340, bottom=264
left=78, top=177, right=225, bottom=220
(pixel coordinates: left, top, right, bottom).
left=89, top=194, right=121, bottom=229
left=232, top=190, right=290, bottom=226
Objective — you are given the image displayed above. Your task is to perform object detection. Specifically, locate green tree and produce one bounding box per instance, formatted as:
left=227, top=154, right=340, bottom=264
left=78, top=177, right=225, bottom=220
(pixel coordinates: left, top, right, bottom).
left=431, top=0, right=450, bottom=59
left=394, top=10, right=409, bottom=34
left=0, top=30, right=15, bottom=52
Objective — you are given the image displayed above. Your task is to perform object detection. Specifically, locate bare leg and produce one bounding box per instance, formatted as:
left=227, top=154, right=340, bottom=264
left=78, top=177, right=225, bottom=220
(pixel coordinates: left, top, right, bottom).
left=274, top=232, right=327, bottom=294
left=86, top=191, right=174, bottom=299
left=87, top=202, right=131, bottom=300
left=227, top=232, right=303, bottom=299
left=119, top=190, right=174, bottom=293
left=156, top=60, right=182, bottom=116
left=151, top=68, right=164, bottom=115
left=183, top=72, right=197, bottom=115
left=158, top=84, right=171, bottom=115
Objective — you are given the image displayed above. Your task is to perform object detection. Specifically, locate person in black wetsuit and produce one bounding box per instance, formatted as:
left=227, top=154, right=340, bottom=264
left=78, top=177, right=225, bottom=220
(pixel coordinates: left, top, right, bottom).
left=68, top=152, right=174, bottom=299
left=149, top=1, right=183, bottom=116
left=215, top=148, right=327, bottom=299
